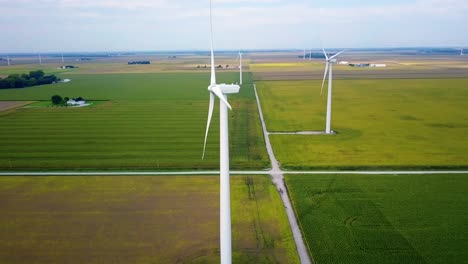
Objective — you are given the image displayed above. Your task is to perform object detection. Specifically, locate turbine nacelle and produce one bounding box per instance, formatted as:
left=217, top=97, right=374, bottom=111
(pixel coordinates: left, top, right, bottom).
left=328, top=59, right=337, bottom=63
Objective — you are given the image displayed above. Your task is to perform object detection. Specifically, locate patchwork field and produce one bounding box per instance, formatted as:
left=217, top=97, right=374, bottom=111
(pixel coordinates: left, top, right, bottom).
left=285, top=174, right=468, bottom=264
left=257, top=79, right=468, bottom=169
left=0, top=72, right=268, bottom=170
left=0, top=175, right=298, bottom=264
left=0, top=101, right=34, bottom=111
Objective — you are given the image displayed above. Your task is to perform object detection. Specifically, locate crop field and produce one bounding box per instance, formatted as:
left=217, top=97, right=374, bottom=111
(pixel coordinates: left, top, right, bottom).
left=0, top=175, right=299, bottom=264
left=0, top=101, right=34, bottom=111
left=0, top=71, right=268, bottom=170
left=257, top=78, right=468, bottom=169
left=285, top=174, right=468, bottom=264
left=0, top=56, right=247, bottom=75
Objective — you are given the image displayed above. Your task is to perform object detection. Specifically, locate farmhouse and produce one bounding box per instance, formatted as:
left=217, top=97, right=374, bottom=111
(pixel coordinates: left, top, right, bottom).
left=67, top=98, right=86, bottom=106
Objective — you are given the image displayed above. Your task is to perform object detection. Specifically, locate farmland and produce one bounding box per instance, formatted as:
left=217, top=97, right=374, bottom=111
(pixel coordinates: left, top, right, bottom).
left=285, top=174, right=468, bottom=264
left=0, top=175, right=298, bottom=264
left=256, top=78, right=468, bottom=169
left=0, top=72, right=268, bottom=170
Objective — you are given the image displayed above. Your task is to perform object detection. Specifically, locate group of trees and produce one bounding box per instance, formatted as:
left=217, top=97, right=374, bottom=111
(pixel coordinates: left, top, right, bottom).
left=128, top=61, right=150, bottom=65
left=51, top=95, right=85, bottom=105
left=0, top=70, right=60, bottom=89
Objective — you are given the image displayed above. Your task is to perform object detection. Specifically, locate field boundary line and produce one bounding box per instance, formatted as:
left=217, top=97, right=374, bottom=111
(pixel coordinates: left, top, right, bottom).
left=1, top=170, right=467, bottom=176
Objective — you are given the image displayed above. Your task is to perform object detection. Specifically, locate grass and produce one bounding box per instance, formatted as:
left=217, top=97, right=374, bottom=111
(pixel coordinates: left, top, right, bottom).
left=257, top=79, right=468, bottom=169
left=0, top=175, right=299, bottom=264
left=22, top=100, right=107, bottom=108
left=285, top=174, right=468, bottom=264
left=0, top=72, right=269, bottom=170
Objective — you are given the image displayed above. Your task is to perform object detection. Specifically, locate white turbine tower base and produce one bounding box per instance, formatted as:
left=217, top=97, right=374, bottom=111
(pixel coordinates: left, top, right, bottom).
left=202, top=1, right=241, bottom=263
left=321, top=49, right=345, bottom=134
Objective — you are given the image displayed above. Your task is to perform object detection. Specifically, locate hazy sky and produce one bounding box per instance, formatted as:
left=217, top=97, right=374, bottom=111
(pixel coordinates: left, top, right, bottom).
left=1, top=0, right=467, bottom=52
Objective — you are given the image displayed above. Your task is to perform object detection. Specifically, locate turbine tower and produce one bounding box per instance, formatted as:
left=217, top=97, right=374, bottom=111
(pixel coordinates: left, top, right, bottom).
left=461, top=48, right=465, bottom=56
left=309, top=49, right=312, bottom=61
left=38, top=53, right=42, bottom=65
left=303, top=48, right=306, bottom=60
left=61, top=53, right=65, bottom=65
left=202, top=1, right=241, bottom=263
left=6, top=55, right=10, bottom=66
left=321, top=49, right=345, bottom=134
left=238, top=51, right=243, bottom=85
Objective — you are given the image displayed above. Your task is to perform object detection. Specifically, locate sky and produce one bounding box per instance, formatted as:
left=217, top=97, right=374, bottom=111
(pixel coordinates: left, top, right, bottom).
left=0, top=0, right=467, bottom=52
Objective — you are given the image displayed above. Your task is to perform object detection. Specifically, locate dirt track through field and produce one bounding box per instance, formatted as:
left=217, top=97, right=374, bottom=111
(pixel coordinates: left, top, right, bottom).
left=0, top=101, right=34, bottom=111
left=254, top=84, right=313, bottom=264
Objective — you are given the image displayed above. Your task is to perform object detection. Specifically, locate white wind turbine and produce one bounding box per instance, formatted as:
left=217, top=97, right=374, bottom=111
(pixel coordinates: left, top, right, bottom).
left=321, top=49, right=345, bottom=134
left=303, top=48, right=306, bottom=60
left=236, top=51, right=243, bottom=85
left=6, top=55, right=10, bottom=66
left=38, top=53, right=42, bottom=65
left=202, top=1, right=241, bottom=263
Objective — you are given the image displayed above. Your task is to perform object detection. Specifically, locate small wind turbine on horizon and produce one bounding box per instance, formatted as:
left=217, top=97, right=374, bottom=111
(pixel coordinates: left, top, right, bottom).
left=202, top=1, right=241, bottom=263
left=38, top=53, right=42, bottom=65
left=6, top=55, right=10, bottom=66
left=61, top=53, right=65, bottom=65
left=236, top=51, right=243, bottom=85
left=309, top=49, right=312, bottom=61
left=303, top=48, right=306, bottom=60
left=321, top=49, right=345, bottom=134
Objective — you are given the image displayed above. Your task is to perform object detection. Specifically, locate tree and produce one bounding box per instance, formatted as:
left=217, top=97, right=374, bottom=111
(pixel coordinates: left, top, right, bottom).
left=51, top=95, right=63, bottom=105
left=29, top=70, right=45, bottom=79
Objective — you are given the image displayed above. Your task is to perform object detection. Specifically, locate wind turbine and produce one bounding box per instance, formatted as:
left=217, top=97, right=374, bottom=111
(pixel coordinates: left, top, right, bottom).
left=6, top=55, right=10, bottom=66
left=461, top=48, right=465, bottom=56
left=202, top=1, right=240, bottom=263
left=309, top=49, right=312, bottom=61
left=321, top=49, right=345, bottom=134
left=236, top=51, right=243, bottom=85
left=61, top=53, right=65, bottom=66
left=303, top=48, right=306, bottom=60
left=38, top=53, right=42, bottom=65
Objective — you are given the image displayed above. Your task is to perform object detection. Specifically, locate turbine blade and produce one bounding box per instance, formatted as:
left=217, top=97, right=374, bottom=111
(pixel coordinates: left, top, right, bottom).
left=212, top=85, right=232, bottom=110
left=322, top=48, right=329, bottom=60
left=321, top=62, right=329, bottom=95
left=329, top=50, right=345, bottom=60
left=210, top=0, right=216, bottom=85
left=202, top=92, right=215, bottom=160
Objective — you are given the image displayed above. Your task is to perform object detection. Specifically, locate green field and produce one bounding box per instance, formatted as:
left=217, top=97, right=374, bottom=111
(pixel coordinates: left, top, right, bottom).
left=285, top=174, right=468, bottom=264
left=0, top=175, right=298, bottom=264
left=0, top=72, right=268, bottom=170
left=257, top=79, right=468, bottom=169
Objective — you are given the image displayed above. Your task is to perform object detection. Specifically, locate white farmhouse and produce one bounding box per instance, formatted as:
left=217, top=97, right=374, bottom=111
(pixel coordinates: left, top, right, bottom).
left=67, top=99, right=87, bottom=106
left=370, top=64, right=387, bottom=68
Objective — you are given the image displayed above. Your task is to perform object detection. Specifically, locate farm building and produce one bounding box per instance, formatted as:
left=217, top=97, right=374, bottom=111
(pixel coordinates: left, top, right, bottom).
left=67, top=99, right=86, bottom=106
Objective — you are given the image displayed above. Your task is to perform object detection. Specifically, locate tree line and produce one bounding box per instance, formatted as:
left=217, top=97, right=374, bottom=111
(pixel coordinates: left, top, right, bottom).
left=0, top=70, right=60, bottom=89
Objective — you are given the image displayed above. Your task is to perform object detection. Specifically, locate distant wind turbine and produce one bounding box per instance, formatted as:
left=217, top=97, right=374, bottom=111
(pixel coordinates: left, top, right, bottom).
left=236, top=51, right=243, bottom=85
left=202, top=0, right=241, bottom=263
left=303, top=48, right=306, bottom=60
left=61, top=53, right=65, bottom=65
left=309, top=49, right=312, bottom=61
left=321, top=49, right=345, bottom=134
left=461, top=48, right=465, bottom=56
left=38, top=53, right=42, bottom=65
left=6, top=55, right=10, bottom=66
